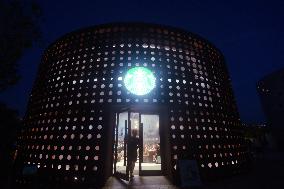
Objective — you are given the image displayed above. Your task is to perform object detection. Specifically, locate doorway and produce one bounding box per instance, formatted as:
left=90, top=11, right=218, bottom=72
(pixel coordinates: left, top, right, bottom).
left=112, top=109, right=162, bottom=180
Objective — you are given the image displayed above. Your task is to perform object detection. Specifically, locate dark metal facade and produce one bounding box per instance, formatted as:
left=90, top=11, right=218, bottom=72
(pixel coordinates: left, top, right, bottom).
left=16, top=23, right=247, bottom=187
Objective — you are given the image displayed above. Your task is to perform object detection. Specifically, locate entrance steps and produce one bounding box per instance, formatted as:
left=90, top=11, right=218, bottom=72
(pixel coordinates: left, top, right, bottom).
left=102, top=176, right=177, bottom=189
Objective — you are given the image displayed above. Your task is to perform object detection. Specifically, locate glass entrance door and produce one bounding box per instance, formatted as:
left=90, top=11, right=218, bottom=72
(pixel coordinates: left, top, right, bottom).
left=139, top=114, right=161, bottom=175
left=113, top=111, right=130, bottom=180
left=113, top=110, right=162, bottom=178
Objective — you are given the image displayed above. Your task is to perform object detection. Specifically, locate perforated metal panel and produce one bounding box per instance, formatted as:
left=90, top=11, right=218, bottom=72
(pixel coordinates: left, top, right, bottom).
left=15, top=23, right=247, bottom=187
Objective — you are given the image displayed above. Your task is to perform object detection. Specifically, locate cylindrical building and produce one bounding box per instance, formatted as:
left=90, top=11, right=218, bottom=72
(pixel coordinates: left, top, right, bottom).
left=15, top=23, right=247, bottom=188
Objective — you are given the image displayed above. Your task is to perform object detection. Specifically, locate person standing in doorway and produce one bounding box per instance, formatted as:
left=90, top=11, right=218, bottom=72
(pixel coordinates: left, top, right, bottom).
left=128, top=129, right=139, bottom=179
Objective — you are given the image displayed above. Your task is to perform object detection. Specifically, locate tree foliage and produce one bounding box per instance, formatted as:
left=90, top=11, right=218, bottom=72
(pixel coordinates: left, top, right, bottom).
left=0, top=102, right=20, bottom=153
left=0, top=1, right=42, bottom=186
left=0, top=0, right=42, bottom=91
left=0, top=102, right=22, bottom=189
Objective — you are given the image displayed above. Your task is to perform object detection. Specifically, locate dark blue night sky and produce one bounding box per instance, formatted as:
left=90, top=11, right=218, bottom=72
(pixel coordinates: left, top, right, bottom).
left=0, top=0, right=283, bottom=123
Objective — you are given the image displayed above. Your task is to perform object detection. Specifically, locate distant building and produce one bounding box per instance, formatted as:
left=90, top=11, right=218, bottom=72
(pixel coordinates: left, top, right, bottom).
left=242, top=123, right=267, bottom=150
left=257, top=68, right=284, bottom=150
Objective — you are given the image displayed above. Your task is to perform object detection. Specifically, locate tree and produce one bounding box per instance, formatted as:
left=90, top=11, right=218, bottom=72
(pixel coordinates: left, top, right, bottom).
left=0, top=1, right=42, bottom=188
left=0, top=0, right=42, bottom=91
left=0, top=102, right=22, bottom=189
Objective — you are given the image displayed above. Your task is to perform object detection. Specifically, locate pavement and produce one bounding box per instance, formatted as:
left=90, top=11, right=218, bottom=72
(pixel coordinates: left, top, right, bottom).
left=102, top=151, right=284, bottom=189
left=103, top=176, right=178, bottom=189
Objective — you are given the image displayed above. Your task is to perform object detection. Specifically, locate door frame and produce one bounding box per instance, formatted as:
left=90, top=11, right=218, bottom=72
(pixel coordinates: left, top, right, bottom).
left=111, top=104, right=170, bottom=177
left=138, top=113, right=162, bottom=176
left=113, top=109, right=131, bottom=181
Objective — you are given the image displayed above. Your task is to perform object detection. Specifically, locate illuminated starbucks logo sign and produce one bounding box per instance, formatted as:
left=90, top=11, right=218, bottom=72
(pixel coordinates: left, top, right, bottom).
left=124, top=67, right=156, bottom=95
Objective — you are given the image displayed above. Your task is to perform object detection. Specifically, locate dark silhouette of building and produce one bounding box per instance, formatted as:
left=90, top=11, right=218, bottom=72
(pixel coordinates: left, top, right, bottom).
left=14, top=23, right=247, bottom=188
left=242, top=123, right=267, bottom=155
left=257, top=68, right=284, bottom=151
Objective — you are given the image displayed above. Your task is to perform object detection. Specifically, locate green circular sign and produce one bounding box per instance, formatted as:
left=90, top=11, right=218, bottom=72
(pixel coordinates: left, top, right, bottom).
left=124, top=67, right=156, bottom=95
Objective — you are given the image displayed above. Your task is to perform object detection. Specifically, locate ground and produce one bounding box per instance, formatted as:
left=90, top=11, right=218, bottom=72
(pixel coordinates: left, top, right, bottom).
left=103, top=151, right=284, bottom=189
